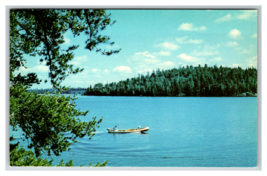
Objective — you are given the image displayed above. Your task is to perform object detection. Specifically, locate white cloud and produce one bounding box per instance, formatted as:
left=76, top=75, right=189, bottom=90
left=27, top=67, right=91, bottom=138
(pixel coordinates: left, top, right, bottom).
left=68, top=61, right=81, bottom=66
left=63, top=33, right=71, bottom=45
left=33, top=65, right=49, bottom=73
left=75, top=68, right=110, bottom=79
left=177, top=53, right=205, bottom=62
left=154, top=42, right=180, bottom=50
left=175, top=36, right=188, bottom=43
left=225, top=41, right=239, bottom=47
left=131, top=52, right=160, bottom=64
left=178, top=53, right=194, bottom=61
left=159, top=61, right=174, bottom=66
left=64, top=37, right=70, bottom=45
left=228, top=29, right=242, bottom=39
left=15, top=67, right=28, bottom=75
left=113, top=66, right=132, bottom=73
left=237, top=10, right=257, bottom=20
left=103, top=69, right=110, bottom=74
left=178, top=23, right=194, bottom=31
left=214, top=57, right=222, bottom=61
left=190, top=50, right=219, bottom=56
left=188, top=39, right=203, bottom=44
left=147, top=61, right=175, bottom=71
left=251, top=34, right=257, bottom=38
left=153, top=51, right=171, bottom=56
left=69, top=55, right=87, bottom=65
left=214, top=11, right=256, bottom=23
left=175, top=36, right=203, bottom=44
left=215, top=14, right=232, bottom=22
left=135, top=51, right=155, bottom=58
left=135, top=64, right=147, bottom=69
left=78, top=69, right=89, bottom=76
left=196, top=43, right=220, bottom=50
left=239, top=49, right=251, bottom=54
left=246, top=55, right=257, bottom=68
left=178, top=23, right=206, bottom=31
left=129, top=51, right=176, bottom=74
left=157, top=51, right=171, bottom=56
left=15, top=65, right=49, bottom=75
left=190, top=44, right=220, bottom=60
left=232, top=63, right=240, bottom=68
left=203, top=44, right=221, bottom=50
left=91, top=68, right=100, bottom=72
left=199, top=26, right=207, bottom=31
left=135, top=68, right=155, bottom=75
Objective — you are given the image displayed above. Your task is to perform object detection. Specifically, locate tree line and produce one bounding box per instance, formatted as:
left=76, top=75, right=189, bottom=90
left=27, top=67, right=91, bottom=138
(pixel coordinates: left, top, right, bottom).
left=28, top=87, right=87, bottom=94
left=83, top=64, right=257, bottom=97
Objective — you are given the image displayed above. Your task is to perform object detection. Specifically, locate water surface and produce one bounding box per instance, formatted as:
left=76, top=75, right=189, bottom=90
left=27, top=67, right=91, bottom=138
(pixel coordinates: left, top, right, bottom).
left=10, top=96, right=257, bottom=167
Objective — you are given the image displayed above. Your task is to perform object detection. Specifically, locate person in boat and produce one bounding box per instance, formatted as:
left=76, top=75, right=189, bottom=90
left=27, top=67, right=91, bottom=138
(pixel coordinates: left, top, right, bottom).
left=138, top=126, right=141, bottom=129
left=113, top=125, right=118, bottom=131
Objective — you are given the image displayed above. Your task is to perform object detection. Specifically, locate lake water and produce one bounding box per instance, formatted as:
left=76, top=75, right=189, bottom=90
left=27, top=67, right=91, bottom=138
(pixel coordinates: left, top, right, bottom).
left=10, top=96, right=258, bottom=167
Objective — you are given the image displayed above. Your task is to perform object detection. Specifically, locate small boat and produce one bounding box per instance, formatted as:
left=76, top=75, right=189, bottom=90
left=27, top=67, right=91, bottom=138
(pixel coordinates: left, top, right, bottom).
left=107, top=127, right=149, bottom=133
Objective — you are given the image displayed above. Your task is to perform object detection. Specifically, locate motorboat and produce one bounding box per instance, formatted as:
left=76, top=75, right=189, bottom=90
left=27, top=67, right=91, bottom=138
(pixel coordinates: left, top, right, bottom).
left=107, top=126, right=149, bottom=133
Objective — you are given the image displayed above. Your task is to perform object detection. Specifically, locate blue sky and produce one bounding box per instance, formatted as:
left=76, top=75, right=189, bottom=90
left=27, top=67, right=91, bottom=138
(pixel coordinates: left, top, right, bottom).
left=15, top=10, right=258, bottom=89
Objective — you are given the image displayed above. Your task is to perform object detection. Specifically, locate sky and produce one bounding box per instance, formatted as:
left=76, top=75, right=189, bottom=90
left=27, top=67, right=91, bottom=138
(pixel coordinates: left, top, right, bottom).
left=15, top=9, right=258, bottom=89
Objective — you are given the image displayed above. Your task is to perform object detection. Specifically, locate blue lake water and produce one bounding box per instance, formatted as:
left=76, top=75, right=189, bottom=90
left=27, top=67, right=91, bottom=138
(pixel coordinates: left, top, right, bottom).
left=10, top=96, right=258, bottom=167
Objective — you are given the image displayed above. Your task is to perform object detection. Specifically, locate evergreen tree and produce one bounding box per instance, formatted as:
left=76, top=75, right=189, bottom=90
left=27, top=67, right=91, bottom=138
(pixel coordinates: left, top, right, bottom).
left=84, top=65, right=257, bottom=97
left=10, top=9, right=120, bottom=166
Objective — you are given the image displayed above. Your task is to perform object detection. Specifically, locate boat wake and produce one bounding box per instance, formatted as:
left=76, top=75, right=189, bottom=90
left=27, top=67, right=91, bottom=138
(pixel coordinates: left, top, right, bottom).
left=92, top=131, right=105, bottom=134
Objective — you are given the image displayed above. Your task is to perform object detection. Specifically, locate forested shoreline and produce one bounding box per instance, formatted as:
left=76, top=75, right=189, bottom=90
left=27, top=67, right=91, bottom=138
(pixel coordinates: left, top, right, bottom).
left=83, top=64, right=257, bottom=97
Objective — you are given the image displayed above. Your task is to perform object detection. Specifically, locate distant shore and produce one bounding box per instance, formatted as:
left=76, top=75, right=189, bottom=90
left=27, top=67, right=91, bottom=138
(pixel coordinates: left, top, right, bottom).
left=82, top=92, right=257, bottom=97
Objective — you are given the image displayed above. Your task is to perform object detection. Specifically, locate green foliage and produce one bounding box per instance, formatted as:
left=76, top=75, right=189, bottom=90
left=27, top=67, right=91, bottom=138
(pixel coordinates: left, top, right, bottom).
left=10, top=136, right=53, bottom=166
left=10, top=86, right=103, bottom=157
left=83, top=65, right=257, bottom=97
left=10, top=9, right=120, bottom=90
left=10, top=144, right=108, bottom=167
left=10, top=136, right=108, bottom=166
left=10, top=9, right=120, bottom=166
